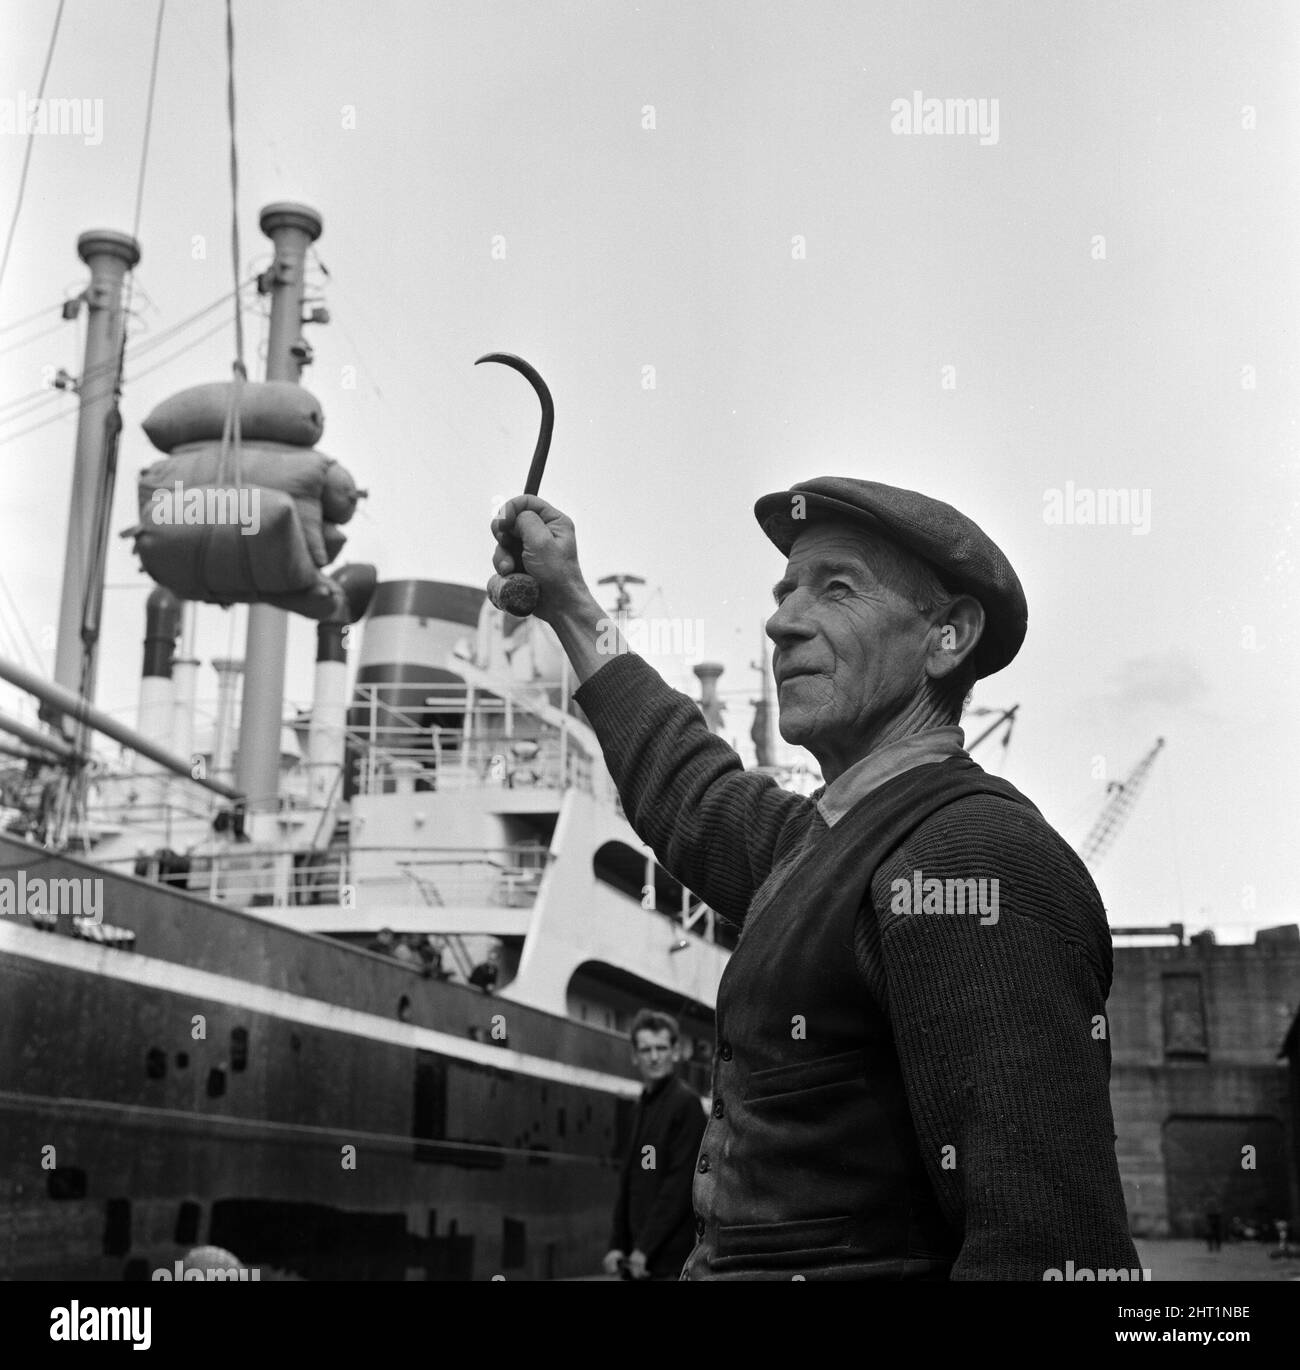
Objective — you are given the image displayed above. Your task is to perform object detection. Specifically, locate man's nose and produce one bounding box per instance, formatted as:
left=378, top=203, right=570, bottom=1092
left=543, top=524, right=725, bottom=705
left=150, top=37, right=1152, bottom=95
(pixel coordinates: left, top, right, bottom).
left=765, top=592, right=815, bottom=649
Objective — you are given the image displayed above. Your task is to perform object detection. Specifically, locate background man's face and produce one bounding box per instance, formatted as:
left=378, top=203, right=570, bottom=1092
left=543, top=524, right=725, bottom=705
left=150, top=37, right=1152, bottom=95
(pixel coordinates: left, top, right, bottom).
left=632, top=1028, right=677, bottom=1085
left=766, top=521, right=934, bottom=777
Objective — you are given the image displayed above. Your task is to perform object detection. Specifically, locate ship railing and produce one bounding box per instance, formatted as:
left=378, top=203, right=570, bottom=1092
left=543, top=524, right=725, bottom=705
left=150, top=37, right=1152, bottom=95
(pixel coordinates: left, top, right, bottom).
left=345, top=681, right=614, bottom=805
left=393, top=845, right=550, bottom=909
left=100, top=842, right=552, bottom=911
left=349, top=737, right=589, bottom=796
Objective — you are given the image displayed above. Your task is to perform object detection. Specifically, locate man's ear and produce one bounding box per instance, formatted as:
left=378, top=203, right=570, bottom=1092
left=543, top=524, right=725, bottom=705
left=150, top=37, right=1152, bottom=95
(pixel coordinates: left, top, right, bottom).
left=926, top=595, right=984, bottom=682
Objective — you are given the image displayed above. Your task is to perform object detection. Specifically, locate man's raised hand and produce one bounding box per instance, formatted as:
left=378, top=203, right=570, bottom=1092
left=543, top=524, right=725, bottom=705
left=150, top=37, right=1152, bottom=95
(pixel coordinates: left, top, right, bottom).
left=490, top=494, right=588, bottom=625
left=489, top=494, right=619, bottom=685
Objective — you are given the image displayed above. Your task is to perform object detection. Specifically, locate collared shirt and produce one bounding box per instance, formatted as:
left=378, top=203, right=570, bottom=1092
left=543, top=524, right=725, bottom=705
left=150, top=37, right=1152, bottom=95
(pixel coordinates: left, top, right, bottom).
left=814, top=726, right=968, bottom=828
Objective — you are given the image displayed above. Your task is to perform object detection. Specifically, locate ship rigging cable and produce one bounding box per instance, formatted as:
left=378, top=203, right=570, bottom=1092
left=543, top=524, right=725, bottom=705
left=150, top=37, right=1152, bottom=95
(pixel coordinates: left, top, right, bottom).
left=224, top=0, right=247, bottom=377
left=207, top=0, right=249, bottom=615
left=101, top=0, right=168, bottom=420
left=130, top=1, right=168, bottom=261
left=0, top=569, right=41, bottom=672
left=0, top=319, right=65, bottom=358
left=0, top=300, right=67, bottom=336
left=0, top=312, right=253, bottom=450
left=0, top=0, right=66, bottom=303
left=0, top=279, right=258, bottom=428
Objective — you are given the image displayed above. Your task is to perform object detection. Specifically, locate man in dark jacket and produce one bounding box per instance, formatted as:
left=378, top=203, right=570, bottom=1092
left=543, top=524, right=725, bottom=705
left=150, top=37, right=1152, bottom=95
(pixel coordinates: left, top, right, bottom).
left=604, top=1010, right=707, bottom=1280
left=490, top=475, right=1140, bottom=1281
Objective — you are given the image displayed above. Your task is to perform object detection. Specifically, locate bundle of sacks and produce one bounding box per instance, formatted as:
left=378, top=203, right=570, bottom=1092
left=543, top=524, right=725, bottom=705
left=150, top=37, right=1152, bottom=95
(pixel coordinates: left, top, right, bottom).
left=128, top=381, right=365, bottom=621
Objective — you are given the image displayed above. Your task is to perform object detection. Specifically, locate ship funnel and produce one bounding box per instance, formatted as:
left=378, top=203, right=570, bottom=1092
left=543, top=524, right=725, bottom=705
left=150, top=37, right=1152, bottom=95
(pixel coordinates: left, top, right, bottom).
left=348, top=580, right=486, bottom=786
left=693, top=661, right=726, bottom=734
left=134, top=587, right=180, bottom=810
left=333, top=563, right=378, bottom=623
left=211, top=658, right=244, bottom=784
left=171, top=606, right=199, bottom=778
left=309, top=565, right=377, bottom=807
left=139, top=588, right=180, bottom=711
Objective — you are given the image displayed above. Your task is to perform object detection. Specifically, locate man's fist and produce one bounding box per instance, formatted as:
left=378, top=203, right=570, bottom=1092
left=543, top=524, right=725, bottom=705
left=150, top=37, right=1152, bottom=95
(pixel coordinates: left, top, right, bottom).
left=489, top=494, right=588, bottom=624
left=626, top=1249, right=650, bottom=1280
left=602, top=1248, right=625, bottom=1276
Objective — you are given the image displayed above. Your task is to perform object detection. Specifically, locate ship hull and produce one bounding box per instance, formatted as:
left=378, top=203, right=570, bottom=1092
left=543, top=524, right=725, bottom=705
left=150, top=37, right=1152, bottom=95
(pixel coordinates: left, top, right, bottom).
left=0, top=834, right=640, bottom=1280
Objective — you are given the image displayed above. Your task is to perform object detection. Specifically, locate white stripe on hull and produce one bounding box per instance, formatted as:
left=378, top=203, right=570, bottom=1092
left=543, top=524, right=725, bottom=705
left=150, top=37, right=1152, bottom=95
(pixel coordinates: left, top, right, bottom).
left=0, top=1088, right=611, bottom=1164
left=0, top=921, right=640, bottom=1099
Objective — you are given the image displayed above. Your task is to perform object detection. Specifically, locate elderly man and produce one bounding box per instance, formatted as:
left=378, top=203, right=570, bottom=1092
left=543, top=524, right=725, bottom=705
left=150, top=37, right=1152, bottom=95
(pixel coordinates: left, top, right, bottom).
left=490, top=476, right=1139, bottom=1281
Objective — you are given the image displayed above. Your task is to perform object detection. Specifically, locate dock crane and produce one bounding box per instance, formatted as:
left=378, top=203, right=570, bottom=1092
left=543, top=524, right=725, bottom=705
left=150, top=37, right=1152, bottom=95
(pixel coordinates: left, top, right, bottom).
left=1078, top=737, right=1165, bottom=866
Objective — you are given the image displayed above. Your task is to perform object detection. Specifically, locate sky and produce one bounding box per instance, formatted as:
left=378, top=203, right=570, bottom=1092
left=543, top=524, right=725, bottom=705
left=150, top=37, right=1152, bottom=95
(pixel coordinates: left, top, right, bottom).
left=0, top=0, right=1297, bottom=940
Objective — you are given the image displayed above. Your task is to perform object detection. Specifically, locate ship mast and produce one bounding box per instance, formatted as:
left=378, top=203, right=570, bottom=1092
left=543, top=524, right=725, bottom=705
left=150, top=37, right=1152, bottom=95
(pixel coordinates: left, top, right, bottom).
left=750, top=623, right=775, bottom=768
left=48, top=230, right=140, bottom=716
left=233, top=203, right=323, bottom=826
left=596, top=572, right=644, bottom=615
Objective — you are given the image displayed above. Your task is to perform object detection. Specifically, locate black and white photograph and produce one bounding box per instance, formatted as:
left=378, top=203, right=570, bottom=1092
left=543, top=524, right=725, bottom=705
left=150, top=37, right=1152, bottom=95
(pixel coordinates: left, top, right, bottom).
left=0, top=0, right=1296, bottom=1348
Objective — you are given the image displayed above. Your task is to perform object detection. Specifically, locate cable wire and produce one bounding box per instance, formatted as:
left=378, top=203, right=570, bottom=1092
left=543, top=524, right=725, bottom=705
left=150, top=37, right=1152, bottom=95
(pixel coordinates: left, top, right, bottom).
left=0, top=566, right=49, bottom=671
left=0, top=0, right=67, bottom=301
left=0, top=387, right=75, bottom=426
left=0, top=398, right=80, bottom=447
left=0, top=317, right=66, bottom=358
left=224, top=0, right=246, bottom=377
left=126, top=313, right=243, bottom=384
left=131, top=1, right=166, bottom=258
left=0, top=306, right=251, bottom=448
left=0, top=280, right=254, bottom=427
left=0, top=299, right=63, bottom=336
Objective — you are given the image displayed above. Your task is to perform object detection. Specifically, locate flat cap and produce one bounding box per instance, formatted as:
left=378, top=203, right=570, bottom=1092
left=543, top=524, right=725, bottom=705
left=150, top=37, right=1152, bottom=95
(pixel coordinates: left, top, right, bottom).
left=754, top=476, right=1027, bottom=679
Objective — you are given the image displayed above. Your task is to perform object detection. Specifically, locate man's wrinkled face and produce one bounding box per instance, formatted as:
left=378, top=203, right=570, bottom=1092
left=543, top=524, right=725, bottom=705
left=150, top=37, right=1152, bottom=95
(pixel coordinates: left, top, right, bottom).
left=765, top=521, right=936, bottom=778
left=631, top=1029, right=677, bottom=1085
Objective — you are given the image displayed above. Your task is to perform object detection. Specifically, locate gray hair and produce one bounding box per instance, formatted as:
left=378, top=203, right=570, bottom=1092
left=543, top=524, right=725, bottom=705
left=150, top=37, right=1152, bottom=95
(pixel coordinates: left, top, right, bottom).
left=855, top=535, right=981, bottom=722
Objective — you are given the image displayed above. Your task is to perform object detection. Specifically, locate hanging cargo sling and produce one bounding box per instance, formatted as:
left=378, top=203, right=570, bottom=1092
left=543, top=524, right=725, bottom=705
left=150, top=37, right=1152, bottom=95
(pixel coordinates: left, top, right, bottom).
left=126, top=372, right=364, bottom=621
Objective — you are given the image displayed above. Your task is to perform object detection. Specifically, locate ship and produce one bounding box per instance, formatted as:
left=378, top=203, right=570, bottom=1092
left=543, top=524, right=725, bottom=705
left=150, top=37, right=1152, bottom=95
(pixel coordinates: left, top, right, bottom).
left=0, top=24, right=1028, bottom=1284
left=0, top=202, right=739, bottom=1282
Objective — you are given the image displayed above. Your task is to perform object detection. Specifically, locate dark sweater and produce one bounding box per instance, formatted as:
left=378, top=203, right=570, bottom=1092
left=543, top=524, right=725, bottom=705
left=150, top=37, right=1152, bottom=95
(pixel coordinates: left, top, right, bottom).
left=609, top=1074, right=708, bottom=1277
left=575, top=653, right=1139, bottom=1280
